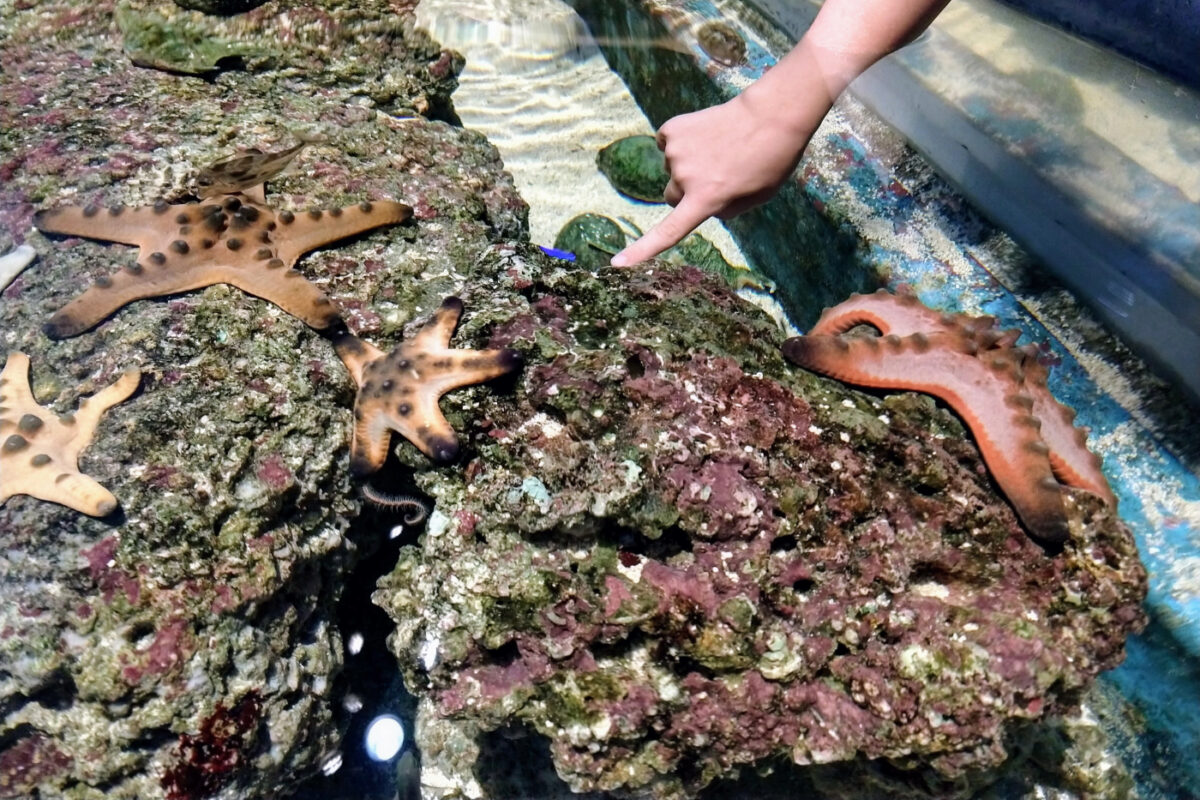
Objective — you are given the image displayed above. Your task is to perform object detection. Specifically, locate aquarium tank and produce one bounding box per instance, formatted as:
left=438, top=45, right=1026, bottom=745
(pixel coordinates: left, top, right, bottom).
left=0, top=0, right=1197, bottom=799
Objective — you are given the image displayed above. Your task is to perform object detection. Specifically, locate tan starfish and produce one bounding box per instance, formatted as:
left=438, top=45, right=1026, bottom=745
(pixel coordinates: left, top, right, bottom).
left=333, top=297, right=522, bottom=471
left=0, top=352, right=140, bottom=517
left=34, top=192, right=411, bottom=338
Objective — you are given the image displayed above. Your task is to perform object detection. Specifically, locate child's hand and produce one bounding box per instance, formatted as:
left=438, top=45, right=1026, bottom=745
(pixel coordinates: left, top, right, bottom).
left=610, top=92, right=814, bottom=266
left=608, top=0, right=950, bottom=268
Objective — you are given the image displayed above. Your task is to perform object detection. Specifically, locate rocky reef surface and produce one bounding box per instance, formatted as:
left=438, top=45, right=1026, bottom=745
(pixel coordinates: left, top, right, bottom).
left=0, top=1, right=1147, bottom=800
left=0, top=1, right=521, bottom=798
left=376, top=248, right=1147, bottom=799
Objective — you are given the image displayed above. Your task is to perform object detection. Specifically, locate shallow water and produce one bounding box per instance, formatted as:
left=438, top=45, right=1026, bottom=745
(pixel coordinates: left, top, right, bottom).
left=413, top=0, right=797, bottom=331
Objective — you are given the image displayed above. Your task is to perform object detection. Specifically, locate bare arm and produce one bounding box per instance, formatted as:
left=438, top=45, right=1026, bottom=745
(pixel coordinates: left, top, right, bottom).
left=610, top=0, right=952, bottom=266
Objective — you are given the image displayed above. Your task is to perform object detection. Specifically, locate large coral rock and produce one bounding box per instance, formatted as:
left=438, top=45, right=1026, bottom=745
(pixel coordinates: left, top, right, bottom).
left=375, top=251, right=1147, bottom=799
left=0, top=1, right=523, bottom=798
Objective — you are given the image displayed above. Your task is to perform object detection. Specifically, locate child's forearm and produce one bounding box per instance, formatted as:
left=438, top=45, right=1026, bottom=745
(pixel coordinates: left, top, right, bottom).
left=739, top=0, right=951, bottom=136
left=610, top=0, right=953, bottom=266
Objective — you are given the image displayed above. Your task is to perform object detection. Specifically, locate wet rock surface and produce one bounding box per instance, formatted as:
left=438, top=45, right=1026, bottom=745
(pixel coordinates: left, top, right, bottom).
left=0, top=1, right=522, bottom=797
left=375, top=250, right=1146, bottom=799
left=0, top=2, right=1148, bottom=800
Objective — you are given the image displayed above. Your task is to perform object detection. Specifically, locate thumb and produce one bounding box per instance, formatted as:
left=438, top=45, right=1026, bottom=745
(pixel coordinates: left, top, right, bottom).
left=610, top=197, right=712, bottom=266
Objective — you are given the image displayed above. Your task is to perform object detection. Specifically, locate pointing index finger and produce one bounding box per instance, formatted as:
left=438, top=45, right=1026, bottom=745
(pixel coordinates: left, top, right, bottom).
left=610, top=196, right=713, bottom=266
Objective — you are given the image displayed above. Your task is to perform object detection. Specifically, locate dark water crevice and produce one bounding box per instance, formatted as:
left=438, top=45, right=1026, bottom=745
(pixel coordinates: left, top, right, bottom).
left=286, top=490, right=427, bottom=800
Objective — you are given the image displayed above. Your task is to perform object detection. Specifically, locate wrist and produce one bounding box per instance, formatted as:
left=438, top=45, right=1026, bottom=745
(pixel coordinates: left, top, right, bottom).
left=734, top=40, right=839, bottom=142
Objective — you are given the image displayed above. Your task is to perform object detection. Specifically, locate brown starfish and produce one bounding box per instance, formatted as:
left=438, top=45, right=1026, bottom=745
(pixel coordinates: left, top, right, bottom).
left=34, top=192, right=411, bottom=338
left=0, top=352, right=140, bottom=517
left=333, top=297, right=522, bottom=471
left=784, top=288, right=1114, bottom=544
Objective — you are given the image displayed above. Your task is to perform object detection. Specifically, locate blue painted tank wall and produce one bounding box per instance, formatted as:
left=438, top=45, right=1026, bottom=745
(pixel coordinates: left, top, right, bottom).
left=997, top=0, right=1200, bottom=88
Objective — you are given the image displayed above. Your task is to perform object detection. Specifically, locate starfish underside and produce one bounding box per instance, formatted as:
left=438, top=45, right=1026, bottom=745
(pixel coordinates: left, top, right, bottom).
left=194, top=140, right=313, bottom=198
left=784, top=288, right=1114, bottom=544
left=334, top=297, right=522, bottom=472
left=34, top=192, right=412, bottom=337
left=0, top=352, right=140, bottom=517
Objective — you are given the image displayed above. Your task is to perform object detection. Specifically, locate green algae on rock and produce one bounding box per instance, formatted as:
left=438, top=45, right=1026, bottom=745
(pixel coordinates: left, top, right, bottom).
left=116, top=0, right=273, bottom=75
left=596, top=133, right=670, bottom=202
left=375, top=248, right=1146, bottom=799
left=552, top=212, right=627, bottom=269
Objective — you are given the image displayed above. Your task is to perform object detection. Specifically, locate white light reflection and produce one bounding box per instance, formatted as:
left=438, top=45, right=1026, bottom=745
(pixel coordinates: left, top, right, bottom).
left=365, top=714, right=405, bottom=762
left=320, top=751, right=343, bottom=776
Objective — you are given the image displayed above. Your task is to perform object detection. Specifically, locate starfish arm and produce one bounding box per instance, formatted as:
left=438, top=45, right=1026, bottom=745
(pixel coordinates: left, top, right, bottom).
left=45, top=255, right=343, bottom=337
left=348, top=404, right=400, bottom=475
left=70, top=369, right=141, bottom=435
left=273, top=201, right=412, bottom=267
left=215, top=265, right=342, bottom=330
left=811, top=288, right=998, bottom=339
left=422, top=348, right=523, bottom=395
left=412, top=297, right=465, bottom=351
left=1021, top=361, right=1116, bottom=504
left=34, top=203, right=177, bottom=247
left=783, top=332, right=1068, bottom=543
left=1, top=469, right=119, bottom=517
left=44, top=259, right=219, bottom=338
left=0, top=352, right=36, bottom=411
left=333, top=333, right=386, bottom=388
left=397, top=391, right=460, bottom=463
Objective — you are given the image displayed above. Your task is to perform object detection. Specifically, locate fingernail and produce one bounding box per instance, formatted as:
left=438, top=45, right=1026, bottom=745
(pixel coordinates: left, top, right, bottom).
left=610, top=252, right=629, bottom=267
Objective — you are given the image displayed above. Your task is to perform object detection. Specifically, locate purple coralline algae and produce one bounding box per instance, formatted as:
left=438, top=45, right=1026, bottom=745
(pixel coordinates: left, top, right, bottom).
left=376, top=252, right=1146, bottom=799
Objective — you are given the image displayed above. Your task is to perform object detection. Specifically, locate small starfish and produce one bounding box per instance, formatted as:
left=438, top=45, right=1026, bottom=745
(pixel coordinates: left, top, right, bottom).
left=333, top=297, right=522, bottom=471
left=0, top=352, right=140, bottom=517
left=34, top=192, right=411, bottom=338
left=784, top=288, right=1114, bottom=544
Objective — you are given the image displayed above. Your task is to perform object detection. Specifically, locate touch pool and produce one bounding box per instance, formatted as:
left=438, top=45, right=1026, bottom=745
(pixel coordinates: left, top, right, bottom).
left=0, top=0, right=1197, bottom=799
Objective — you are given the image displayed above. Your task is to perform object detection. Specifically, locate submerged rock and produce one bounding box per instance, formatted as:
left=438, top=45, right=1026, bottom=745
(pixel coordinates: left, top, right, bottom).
left=695, top=19, right=747, bottom=67
left=375, top=249, right=1146, bottom=799
left=662, top=232, right=775, bottom=292
left=553, top=214, right=772, bottom=293
left=596, top=134, right=670, bottom=203
left=552, top=212, right=627, bottom=269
